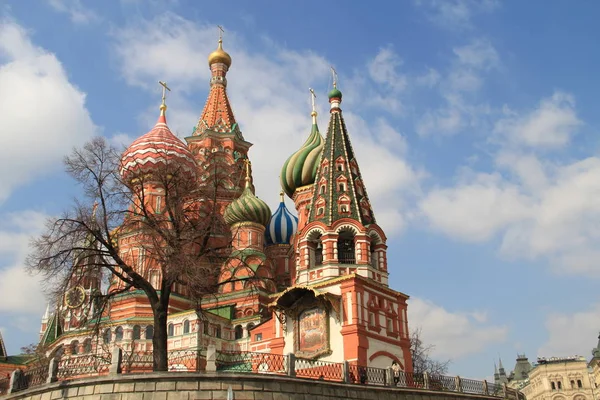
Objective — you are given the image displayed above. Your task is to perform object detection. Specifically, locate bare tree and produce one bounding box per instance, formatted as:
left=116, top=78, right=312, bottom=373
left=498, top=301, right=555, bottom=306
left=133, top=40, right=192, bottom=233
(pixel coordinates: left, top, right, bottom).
left=27, top=137, right=235, bottom=371
left=410, top=327, right=451, bottom=375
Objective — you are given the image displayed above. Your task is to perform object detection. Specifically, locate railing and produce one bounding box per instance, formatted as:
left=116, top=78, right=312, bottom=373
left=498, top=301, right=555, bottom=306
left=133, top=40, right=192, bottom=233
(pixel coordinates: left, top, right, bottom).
left=122, top=348, right=206, bottom=373
left=2, top=347, right=520, bottom=400
left=348, top=364, right=386, bottom=386
left=57, top=353, right=111, bottom=379
left=295, top=357, right=343, bottom=381
left=22, top=363, right=48, bottom=388
left=216, top=351, right=286, bottom=375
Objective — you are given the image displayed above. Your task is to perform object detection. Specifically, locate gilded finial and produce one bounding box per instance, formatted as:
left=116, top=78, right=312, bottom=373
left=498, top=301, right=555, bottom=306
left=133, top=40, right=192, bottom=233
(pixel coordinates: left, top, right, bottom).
left=331, top=66, right=338, bottom=89
left=279, top=190, right=285, bottom=202
left=208, top=25, right=232, bottom=68
left=243, top=158, right=253, bottom=191
left=158, top=81, right=171, bottom=116
left=309, top=88, right=318, bottom=123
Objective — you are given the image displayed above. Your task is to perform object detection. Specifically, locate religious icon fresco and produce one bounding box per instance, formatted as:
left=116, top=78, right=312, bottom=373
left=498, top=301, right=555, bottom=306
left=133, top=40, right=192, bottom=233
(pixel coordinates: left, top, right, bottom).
left=297, top=307, right=329, bottom=357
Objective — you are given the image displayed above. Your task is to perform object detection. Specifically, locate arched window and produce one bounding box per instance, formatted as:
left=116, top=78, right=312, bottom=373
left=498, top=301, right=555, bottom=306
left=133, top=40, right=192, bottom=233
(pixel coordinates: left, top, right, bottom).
left=103, top=328, right=112, bottom=344
left=247, top=322, right=255, bottom=333
left=168, top=323, right=174, bottom=337
left=215, top=326, right=221, bottom=339
left=578, top=380, right=583, bottom=388
left=183, top=320, right=190, bottom=334
left=115, top=326, right=124, bottom=342
left=145, top=325, right=154, bottom=340
left=70, top=340, right=79, bottom=355
left=369, top=243, right=378, bottom=268
left=338, top=229, right=355, bottom=264
left=83, top=338, right=92, bottom=353
left=132, top=325, right=141, bottom=340
left=234, top=325, right=243, bottom=340
left=308, top=231, right=323, bottom=268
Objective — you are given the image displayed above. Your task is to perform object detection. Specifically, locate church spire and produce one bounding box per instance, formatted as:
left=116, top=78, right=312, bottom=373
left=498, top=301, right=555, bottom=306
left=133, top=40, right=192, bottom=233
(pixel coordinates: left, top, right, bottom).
left=193, top=26, right=239, bottom=137
left=306, top=76, right=375, bottom=225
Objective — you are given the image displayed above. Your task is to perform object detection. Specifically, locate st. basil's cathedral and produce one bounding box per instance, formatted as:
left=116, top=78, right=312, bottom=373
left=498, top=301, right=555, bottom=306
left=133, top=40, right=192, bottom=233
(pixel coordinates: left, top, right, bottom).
left=7, top=35, right=413, bottom=373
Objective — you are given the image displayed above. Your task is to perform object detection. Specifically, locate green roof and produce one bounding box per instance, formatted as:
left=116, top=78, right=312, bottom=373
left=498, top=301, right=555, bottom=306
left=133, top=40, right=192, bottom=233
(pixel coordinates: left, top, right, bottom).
left=206, top=305, right=235, bottom=320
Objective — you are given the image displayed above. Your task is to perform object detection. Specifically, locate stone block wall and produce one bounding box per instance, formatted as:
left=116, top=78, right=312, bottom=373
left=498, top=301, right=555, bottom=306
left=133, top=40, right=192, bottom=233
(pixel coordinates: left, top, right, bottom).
left=0, top=372, right=511, bottom=400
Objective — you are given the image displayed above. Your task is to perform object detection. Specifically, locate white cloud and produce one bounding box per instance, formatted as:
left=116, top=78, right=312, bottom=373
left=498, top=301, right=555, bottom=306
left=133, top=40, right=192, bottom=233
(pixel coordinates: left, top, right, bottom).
left=416, top=68, right=441, bottom=88
left=111, top=13, right=422, bottom=236
left=419, top=172, right=532, bottom=241
left=0, top=19, right=97, bottom=203
left=419, top=91, right=600, bottom=276
left=0, top=210, right=48, bottom=314
left=538, top=303, right=600, bottom=358
left=47, top=0, right=99, bottom=25
left=416, top=0, right=500, bottom=30
left=494, top=92, right=582, bottom=149
left=368, top=46, right=407, bottom=92
left=416, top=40, right=498, bottom=136
left=409, top=297, right=508, bottom=359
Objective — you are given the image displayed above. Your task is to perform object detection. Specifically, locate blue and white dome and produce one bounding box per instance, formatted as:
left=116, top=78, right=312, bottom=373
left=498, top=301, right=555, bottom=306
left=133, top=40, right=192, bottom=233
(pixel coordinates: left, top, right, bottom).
left=265, top=193, right=298, bottom=245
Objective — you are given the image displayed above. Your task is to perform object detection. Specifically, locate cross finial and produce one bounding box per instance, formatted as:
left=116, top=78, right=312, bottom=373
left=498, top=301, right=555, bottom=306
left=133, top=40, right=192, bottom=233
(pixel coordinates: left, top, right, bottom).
left=217, top=25, right=224, bottom=42
left=158, top=81, right=171, bottom=116
left=331, top=66, right=338, bottom=88
left=309, top=88, right=317, bottom=112
left=242, top=158, right=253, bottom=191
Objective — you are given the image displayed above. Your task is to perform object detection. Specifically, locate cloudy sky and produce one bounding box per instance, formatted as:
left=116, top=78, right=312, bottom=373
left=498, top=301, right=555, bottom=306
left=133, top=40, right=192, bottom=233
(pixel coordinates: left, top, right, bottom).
left=1, top=0, right=600, bottom=379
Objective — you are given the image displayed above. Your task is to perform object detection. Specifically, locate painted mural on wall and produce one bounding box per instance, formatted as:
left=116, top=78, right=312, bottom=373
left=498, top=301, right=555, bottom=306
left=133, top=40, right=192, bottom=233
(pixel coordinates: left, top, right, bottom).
left=296, top=307, right=329, bottom=358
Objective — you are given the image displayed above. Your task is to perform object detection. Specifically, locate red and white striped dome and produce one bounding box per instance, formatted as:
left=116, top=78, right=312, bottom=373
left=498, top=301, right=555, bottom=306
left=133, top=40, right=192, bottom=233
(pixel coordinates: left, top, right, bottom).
left=120, top=108, right=197, bottom=183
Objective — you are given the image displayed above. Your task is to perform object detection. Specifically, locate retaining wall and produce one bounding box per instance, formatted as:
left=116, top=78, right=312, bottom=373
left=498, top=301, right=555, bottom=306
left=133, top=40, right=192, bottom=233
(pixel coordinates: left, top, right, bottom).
left=1, top=372, right=521, bottom=400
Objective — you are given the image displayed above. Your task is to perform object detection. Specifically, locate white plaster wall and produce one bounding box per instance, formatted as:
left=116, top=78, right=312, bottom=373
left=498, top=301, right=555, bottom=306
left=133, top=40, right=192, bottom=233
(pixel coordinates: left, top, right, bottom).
left=367, top=337, right=405, bottom=369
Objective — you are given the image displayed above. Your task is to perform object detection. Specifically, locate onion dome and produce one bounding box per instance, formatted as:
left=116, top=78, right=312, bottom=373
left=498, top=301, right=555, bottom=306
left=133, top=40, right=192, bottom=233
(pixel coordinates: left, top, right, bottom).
left=208, top=38, right=232, bottom=68
left=280, top=89, right=324, bottom=198
left=224, top=161, right=272, bottom=227
left=266, top=192, right=298, bottom=245
left=328, top=87, right=342, bottom=100
left=120, top=87, right=197, bottom=183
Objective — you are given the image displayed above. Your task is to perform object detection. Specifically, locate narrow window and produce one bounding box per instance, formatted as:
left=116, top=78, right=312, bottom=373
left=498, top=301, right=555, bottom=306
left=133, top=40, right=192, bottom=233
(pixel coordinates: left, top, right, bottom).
left=339, top=183, right=345, bottom=192
left=551, top=382, right=556, bottom=391
left=155, top=196, right=162, bottom=213
left=132, top=325, right=141, bottom=340
left=337, top=164, right=343, bottom=172
left=71, top=341, right=79, bottom=355
left=320, top=185, right=326, bottom=194
left=578, top=380, right=583, bottom=388
left=145, top=325, right=154, bottom=340
left=234, top=325, right=243, bottom=340
left=168, top=323, right=174, bottom=337
left=83, top=339, right=92, bottom=353
left=571, top=380, right=575, bottom=389
left=203, top=321, right=209, bottom=335
left=557, top=381, right=562, bottom=390
left=215, top=326, right=221, bottom=338
left=183, top=320, right=190, bottom=334
left=255, top=333, right=263, bottom=341
left=317, top=207, right=324, bottom=216
left=115, top=326, right=123, bottom=342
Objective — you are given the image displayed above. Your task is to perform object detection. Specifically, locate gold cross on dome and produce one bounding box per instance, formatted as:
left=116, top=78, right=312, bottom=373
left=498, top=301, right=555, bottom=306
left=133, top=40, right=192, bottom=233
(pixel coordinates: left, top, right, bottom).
left=331, top=66, right=338, bottom=88
left=243, top=158, right=251, bottom=177
left=159, top=81, right=171, bottom=106
left=309, top=88, right=317, bottom=113
left=217, top=25, right=224, bottom=41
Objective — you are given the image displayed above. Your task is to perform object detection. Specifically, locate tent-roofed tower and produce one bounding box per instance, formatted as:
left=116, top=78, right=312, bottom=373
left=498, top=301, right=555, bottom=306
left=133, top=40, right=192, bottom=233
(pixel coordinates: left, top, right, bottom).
left=296, top=75, right=387, bottom=286
left=186, top=29, right=253, bottom=206
left=271, top=73, right=411, bottom=371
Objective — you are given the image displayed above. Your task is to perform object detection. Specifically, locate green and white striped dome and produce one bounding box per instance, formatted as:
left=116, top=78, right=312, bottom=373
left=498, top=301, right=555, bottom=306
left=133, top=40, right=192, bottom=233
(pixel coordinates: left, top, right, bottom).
left=280, top=116, right=324, bottom=198
left=224, top=178, right=272, bottom=227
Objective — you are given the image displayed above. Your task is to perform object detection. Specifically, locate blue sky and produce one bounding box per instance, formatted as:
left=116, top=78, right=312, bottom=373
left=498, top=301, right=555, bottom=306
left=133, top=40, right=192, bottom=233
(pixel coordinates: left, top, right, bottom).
left=1, top=0, right=600, bottom=379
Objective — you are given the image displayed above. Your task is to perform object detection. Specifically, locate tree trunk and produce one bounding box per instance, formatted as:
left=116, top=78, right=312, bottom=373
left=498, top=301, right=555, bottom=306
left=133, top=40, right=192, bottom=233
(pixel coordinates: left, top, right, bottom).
left=152, top=304, right=169, bottom=371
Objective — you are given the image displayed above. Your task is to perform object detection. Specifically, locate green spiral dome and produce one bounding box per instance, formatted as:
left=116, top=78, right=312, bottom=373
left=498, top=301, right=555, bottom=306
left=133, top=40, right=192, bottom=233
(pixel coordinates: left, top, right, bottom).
left=224, top=182, right=272, bottom=227
left=280, top=120, right=324, bottom=198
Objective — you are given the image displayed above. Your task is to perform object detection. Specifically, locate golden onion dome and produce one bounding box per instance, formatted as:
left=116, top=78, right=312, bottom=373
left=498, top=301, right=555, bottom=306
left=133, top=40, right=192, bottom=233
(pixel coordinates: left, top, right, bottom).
left=208, top=39, right=232, bottom=68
